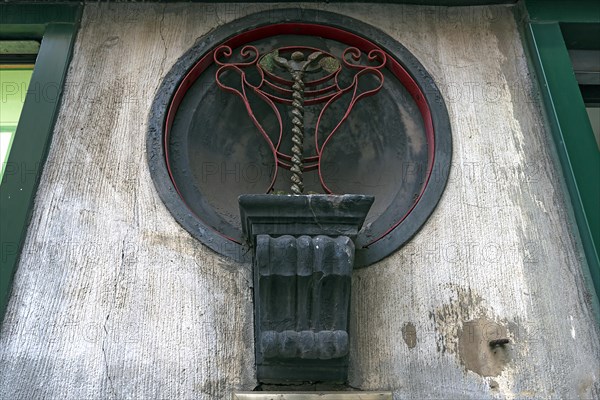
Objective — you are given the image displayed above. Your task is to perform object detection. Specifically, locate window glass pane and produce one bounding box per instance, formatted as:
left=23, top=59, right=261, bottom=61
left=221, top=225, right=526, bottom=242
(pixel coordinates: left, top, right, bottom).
left=567, top=48, right=600, bottom=150
left=587, top=107, right=600, bottom=151
left=0, top=67, right=33, bottom=181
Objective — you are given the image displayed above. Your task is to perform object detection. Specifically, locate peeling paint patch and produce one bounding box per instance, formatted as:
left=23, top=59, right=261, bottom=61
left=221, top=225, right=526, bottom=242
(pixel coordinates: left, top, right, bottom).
left=429, top=285, right=517, bottom=377
left=458, top=318, right=511, bottom=377
left=429, top=285, right=486, bottom=355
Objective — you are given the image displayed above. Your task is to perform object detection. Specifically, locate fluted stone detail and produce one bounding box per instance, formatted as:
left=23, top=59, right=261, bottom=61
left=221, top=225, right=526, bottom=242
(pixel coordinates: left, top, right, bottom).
left=255, top=234, right=354, bottom=359
left=261, top=330, right=348, bottom=359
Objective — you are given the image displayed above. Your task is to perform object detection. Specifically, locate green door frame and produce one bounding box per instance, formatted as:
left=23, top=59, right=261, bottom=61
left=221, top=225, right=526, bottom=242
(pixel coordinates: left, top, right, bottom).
left=0, top=4, right=82, bottom=321
left=523, top=0, right=600, bottom=318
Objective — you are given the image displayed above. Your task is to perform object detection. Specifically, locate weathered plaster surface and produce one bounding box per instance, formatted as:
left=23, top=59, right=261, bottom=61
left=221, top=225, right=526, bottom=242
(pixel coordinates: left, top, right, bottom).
left=1, top=3, right=599, bottom=399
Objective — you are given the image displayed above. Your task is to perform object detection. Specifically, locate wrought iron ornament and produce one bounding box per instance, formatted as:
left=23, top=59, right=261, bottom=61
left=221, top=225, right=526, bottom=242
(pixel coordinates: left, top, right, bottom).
left=147, top=9, right=452, bottom=267
left=214, top=45, right=385, bottom=195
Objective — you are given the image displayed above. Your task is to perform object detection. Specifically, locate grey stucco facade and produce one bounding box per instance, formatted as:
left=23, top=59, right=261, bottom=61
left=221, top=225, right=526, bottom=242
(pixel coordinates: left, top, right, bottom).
left=0, top=2, right=598, bottom=399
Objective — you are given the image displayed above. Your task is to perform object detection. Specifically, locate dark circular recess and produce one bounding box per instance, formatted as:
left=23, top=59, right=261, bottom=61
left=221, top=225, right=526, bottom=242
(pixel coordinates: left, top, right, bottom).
left=147, top=9, right=452, bottom=267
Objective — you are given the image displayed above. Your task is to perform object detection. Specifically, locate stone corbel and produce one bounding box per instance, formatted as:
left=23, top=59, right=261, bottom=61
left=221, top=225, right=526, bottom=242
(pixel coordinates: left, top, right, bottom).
left=239, top=194, right=374, bottom=383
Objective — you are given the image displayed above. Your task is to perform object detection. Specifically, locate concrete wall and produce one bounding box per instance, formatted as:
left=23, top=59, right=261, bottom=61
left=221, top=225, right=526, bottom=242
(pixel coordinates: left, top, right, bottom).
left=1, top=3, right=599, bottom=399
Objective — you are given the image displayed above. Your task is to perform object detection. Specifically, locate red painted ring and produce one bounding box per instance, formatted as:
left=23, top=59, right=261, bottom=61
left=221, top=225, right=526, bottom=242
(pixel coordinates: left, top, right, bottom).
left=164, top=23, right=435, bottom=247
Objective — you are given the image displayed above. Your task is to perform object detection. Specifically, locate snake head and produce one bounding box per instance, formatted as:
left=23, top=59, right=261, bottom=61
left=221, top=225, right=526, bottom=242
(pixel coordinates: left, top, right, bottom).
left=302, top=51, right=325, bottom=72
left=273, top=54, right=291, bottom=69
left=260, top=49, right=291, bottom=72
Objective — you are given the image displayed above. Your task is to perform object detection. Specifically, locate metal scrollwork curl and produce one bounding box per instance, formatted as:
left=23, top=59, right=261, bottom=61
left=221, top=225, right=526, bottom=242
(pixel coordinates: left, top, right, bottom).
left=215, top=45, right=386, bottom=195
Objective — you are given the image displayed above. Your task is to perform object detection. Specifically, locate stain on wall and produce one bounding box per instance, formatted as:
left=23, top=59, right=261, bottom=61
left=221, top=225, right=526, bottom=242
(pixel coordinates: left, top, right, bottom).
left=402, top=322, right=417, bottom=349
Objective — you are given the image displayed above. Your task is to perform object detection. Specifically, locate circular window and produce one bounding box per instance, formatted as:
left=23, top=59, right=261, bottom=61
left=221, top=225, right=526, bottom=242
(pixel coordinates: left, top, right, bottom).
left=147, top=9, right=452, bottom=267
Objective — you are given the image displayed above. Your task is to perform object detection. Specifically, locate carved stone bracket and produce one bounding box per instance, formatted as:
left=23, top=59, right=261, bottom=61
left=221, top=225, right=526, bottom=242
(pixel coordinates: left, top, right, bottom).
left=239, top=194, right=374, bottom=383
left=256, top=234, right=353, bottom=360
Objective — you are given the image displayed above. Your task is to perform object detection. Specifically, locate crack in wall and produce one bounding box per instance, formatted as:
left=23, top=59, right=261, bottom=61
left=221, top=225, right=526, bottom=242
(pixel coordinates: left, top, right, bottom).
left=101, top=237, right=128, bottom=399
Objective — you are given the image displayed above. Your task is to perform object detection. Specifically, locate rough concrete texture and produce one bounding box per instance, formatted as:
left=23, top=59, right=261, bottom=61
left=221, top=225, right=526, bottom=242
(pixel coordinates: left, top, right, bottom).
left=1, top=2, right=599, bottom=399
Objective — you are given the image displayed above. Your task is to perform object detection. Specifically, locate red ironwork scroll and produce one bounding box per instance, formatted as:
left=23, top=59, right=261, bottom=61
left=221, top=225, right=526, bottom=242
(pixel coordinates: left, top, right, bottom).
left=214, top=45, right=386, bottom=194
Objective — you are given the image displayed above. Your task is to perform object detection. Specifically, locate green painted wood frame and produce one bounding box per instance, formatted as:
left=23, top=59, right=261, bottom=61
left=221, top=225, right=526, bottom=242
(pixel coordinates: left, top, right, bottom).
left=523, top=0, right=600, bottom=319
left=0, top=4, right=82, bottom=321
